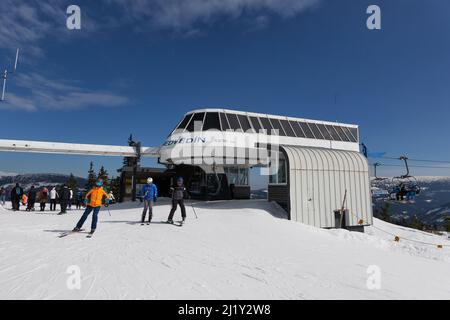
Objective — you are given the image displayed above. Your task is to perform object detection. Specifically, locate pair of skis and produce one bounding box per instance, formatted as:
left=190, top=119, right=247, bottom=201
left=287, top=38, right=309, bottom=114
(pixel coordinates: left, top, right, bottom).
left=140, top=220, right=184, bottom=227
left=58, top=219, right=186, bottom=239
left=58, top=229, right=95, bottom=238
left=167, top=220, right=184, bottom=227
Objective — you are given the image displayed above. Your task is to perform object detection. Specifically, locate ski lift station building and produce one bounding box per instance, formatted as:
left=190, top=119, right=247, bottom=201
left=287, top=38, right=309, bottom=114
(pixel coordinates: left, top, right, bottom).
left=0, top=108, right=373, bottom=230
left=156, top=109, right=372, bottom=230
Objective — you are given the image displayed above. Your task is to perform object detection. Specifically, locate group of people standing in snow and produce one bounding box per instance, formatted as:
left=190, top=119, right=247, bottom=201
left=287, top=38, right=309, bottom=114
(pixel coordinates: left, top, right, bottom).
left=2, top=183, right=115, bottom=214
left=2, top=176, right=188, bottom=237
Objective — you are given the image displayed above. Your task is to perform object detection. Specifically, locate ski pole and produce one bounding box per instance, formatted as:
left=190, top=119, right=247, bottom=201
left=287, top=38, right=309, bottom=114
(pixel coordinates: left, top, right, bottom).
left=191, top=204, right=198, bottom=219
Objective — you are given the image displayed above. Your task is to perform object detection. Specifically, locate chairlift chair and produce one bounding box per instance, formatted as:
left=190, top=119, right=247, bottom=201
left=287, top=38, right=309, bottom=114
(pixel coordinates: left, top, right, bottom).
left=370, top=163, right=390, bottom=199
left=389, top=156, right=421, bottom=202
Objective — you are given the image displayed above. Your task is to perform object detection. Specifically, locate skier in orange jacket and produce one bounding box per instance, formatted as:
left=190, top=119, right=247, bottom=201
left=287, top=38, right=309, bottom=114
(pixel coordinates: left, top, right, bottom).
left=72, top=180, right=108, bottom=235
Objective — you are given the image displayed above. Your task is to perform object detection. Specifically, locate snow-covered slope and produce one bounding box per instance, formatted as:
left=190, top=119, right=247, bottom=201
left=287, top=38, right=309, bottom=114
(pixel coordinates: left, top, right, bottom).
left=0, top=199, right=449, bottom=300
left=372, top=176, right=450, bottom=227
left=414, top=176, right=450, bottom=183
left=0, top=171, right=17, bottom=177
left=371, top=176, right=450, bottom=183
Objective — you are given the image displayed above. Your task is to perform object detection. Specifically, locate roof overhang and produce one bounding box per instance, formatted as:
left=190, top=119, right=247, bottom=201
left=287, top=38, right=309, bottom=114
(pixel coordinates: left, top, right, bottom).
left=0, top=139, right=160, bottom=158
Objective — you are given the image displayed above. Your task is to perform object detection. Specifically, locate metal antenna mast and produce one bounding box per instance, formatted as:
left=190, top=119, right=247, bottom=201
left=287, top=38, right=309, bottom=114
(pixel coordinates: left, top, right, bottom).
left=1, top=48, right=20, bottom=101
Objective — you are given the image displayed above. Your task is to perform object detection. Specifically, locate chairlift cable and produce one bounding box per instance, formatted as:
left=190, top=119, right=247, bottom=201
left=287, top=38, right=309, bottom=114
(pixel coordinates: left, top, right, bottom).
left=377, top=156, right=450, bottom=165
left=369, top=163, right=450, bottom=170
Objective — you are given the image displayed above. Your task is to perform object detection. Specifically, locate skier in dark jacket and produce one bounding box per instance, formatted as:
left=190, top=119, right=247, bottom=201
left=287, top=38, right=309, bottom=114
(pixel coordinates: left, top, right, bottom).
left=167, top=177, right=187, bottom=224
left=0, top=187, right=6, bottom=205
left=39, top=187, right=49, bottom=211
left=10, top=183, right=23, bottom=211
left=26, top=186, right=37, bottom=211
left=58, top=185, right=70, bottom=215
left=75, top=190, right=83, bottom=209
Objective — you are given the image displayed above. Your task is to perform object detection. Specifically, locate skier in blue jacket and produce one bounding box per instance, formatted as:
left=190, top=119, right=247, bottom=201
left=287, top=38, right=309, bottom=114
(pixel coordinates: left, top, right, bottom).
left=140, top=177, right=158, bottom=225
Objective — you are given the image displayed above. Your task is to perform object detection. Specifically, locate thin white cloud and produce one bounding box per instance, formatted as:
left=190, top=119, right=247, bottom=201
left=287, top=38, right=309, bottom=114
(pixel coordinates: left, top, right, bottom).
left=0, top=0, right=62, bottom=57
left=0, top=0, right=98, bottom=59
left=0, top=93, right=37, bottom=112
left=108, top=0, right=320, bottom=30
left=1, top=72, right=130, bottom=112
left=0, top=0, right=319, bottom=111
left=0, top=0, right=320, bottom=52
left=0, top=0, right=320, bottom=55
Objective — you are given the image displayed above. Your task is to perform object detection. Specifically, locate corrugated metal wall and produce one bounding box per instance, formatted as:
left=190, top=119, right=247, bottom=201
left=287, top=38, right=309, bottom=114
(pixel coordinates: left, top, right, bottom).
left=282, top=146, right=372, bottom=228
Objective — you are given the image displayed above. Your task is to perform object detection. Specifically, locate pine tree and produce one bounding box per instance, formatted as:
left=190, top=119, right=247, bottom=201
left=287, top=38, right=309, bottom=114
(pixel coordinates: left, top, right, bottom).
left=445, top=217, right=450, bottom=232
left=66, top=173, right=78, bottom=190
left=109, top=176, right=121, bottom=201
left=97, top=166, right=109, bottom=188
left=86, top=162, right=97, bottom=190
left=399, top=217, right=408, bottom=228
left=373, top=203, right=391, bottom=223
left=380, top=203, right=391, bottom=223
left=410, top=215, right=424, bottom=230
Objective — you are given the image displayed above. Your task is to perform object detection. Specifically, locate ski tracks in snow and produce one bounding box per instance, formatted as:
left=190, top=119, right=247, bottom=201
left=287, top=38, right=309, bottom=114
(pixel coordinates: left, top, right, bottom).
left=1, top=200, right=450, bottom=299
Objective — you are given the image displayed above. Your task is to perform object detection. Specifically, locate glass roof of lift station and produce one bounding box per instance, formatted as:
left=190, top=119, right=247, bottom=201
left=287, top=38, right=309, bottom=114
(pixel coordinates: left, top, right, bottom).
left=169, top=109, right=359, bottom=143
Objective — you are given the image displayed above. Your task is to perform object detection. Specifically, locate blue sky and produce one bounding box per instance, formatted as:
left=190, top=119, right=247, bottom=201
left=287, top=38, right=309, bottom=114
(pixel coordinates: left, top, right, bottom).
left=1, top=0, right=450, bottom=187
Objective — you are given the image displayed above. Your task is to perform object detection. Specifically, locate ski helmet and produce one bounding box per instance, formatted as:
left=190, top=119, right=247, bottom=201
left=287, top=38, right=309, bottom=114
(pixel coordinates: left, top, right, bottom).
left=96, top=179, right=103, bottom=187
left=147, top=177, right=153, bottom=184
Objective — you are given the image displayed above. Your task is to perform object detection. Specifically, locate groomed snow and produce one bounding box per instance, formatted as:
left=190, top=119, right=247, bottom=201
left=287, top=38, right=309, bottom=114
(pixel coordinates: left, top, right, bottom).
left=0, top=199, right=449, bottom=300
